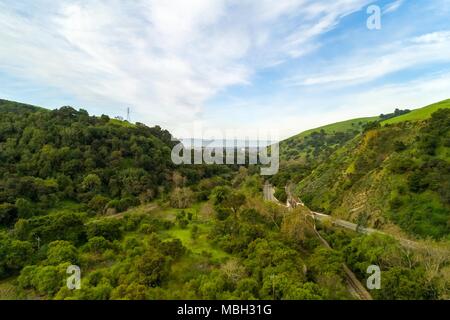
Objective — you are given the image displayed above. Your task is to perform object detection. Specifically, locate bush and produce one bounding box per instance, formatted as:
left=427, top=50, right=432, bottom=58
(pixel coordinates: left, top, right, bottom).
left=18, top=264, right=68, bottom=296
left=160, top=239, right=186, bottom=259
left=46, top=240, right=79, bottom=265
left=15, top=198, right=34, bottom=219
left=136, top=250, right=169, bottom=286
left=86, top=219, right=123, bottom=241
left=0, top=239, right=34, bottom=278
left=106, top=197, right=139, bottom=213
left=88, top=195, right=110, bottom=214
left=84, top=236, right=111, bottom=253
left=175, top=211, right=189, bottom=229
left=13, top=212, right=86, bottom=245
left=214, top=207, right=232, bottom=221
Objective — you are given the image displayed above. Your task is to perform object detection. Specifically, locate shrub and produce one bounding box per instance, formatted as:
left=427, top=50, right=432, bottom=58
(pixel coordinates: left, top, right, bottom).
left=86, top=219, right=122, bottom=241
left=46, top=240, right=79, bottom=265
left=88, top=195, right=110, bottom=214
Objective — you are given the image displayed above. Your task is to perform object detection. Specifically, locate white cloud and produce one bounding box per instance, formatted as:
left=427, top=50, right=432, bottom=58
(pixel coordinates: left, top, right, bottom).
left=287, top=30, right=450, bottom=86
left=383, top=0, right=404, bottom=14
left=247, top=71, right=450, bottom=140
left=0, top=0, right=370, bottom=133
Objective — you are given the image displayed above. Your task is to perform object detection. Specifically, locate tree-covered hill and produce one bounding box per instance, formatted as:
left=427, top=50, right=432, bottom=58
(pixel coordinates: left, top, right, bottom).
left=293, top=104, right=450, bottom=239
left=0, top=100, right=172, bottom=220
left=0, top=100, right=232, bottom=228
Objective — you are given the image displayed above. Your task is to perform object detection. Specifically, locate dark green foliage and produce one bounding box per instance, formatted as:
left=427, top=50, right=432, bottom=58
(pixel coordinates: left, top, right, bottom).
left=136, top=249, right=170, bottom=287
left=0, top=100, right=176, bottom=211
left=191, top=225, right=200, bottom=240
left=211, top=187, right=246, bottom=212
left=106, top=197, right=140, bottom=213
left=87, top=195, right=110, bottom=214
left=46, top=240, right=79, bottom=265
left=372, top=267, right=436, bottom=300
left=214, top=206, right=232, bottom=221
left=308, top=247, right=344, bottom=278
left=380, top=108, right=411, bottom=120
left=83, top=236, right=112, bottom=254
left=15, top=198, right=35, bottom=219
left=274, top=187, right=287, bottom=203
left=0, top=203, right=18, bottom=226
left=17, top=264, right=68, bottom=296
left=175, top=211, right=190, bottom=228
left=160, top=239, right=186, bottom=259
left=394, top=140, right=407, bottom=152
left=362, top=121, right=381, bottom=132
left=389, top=156, right=415, bottom=174
left=0, top=238, right=34, bottom=278
left=86, top=219, right=123, bottom=241
left=14, top=212, right=87, bottom=245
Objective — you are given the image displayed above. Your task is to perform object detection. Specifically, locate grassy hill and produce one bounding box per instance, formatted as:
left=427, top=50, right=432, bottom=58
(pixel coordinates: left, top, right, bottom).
left=290, top=116, right=380, bottom=141
left=382, top=99, right=450, bottom=125
left=294, top=106, right=450, bottom=239
left=279, top=116, right=379, bottom=162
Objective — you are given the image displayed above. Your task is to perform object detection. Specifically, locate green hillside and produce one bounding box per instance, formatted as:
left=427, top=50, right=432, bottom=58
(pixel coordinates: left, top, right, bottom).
left=275, top=100, right=450, bottom=192
left=280, top=117, right=379, bottom=162
left=0, top=99, right=46, bottom=114
left=382, top=99, right=450, bottom=125
left=295, top=107, right=450, bottom=239
left=291, top=116, right=380, bottom=140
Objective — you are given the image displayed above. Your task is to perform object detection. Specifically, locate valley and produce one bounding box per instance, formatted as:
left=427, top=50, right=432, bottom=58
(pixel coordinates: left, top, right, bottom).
left=0, top=98, right=449, bottom=300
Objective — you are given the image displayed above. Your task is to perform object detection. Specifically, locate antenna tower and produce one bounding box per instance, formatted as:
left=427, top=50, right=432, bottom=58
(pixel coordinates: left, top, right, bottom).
left=126, top=107, right=131, bottom=122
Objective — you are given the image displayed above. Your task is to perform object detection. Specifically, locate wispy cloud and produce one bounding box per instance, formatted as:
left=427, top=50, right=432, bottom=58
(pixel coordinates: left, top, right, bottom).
left=286, top=30, right=450, bottom=87
left=1, top=0, right=449, bottom=138
left=235, top=71, right=450, bottom=140
left=0, top=0, right=369, bottom=131
left=383, top=0, right=404, bottom=14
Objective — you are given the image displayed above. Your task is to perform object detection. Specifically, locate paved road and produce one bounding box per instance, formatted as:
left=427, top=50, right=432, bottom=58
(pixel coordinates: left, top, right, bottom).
left=263, top=181, right=278, bottom=202
left=283, top=184, right=421, bottom=249
left=311, top=211, right=419, bottom=249
left=265, top=182, right=373, bottom=300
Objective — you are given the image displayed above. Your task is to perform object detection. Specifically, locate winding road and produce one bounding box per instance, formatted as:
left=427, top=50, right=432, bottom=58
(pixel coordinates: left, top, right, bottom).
left=264, top=182, right=373, bottom=300
left=283, top=183, right=419, bottom=249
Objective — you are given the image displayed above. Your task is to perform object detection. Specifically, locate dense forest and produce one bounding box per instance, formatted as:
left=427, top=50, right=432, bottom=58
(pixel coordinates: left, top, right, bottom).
left=0, top=99, right=449, bottom=300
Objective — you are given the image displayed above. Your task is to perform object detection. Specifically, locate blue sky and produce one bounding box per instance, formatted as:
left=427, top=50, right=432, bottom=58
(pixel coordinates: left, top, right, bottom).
left=1, top=0, right=450, bottom=139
